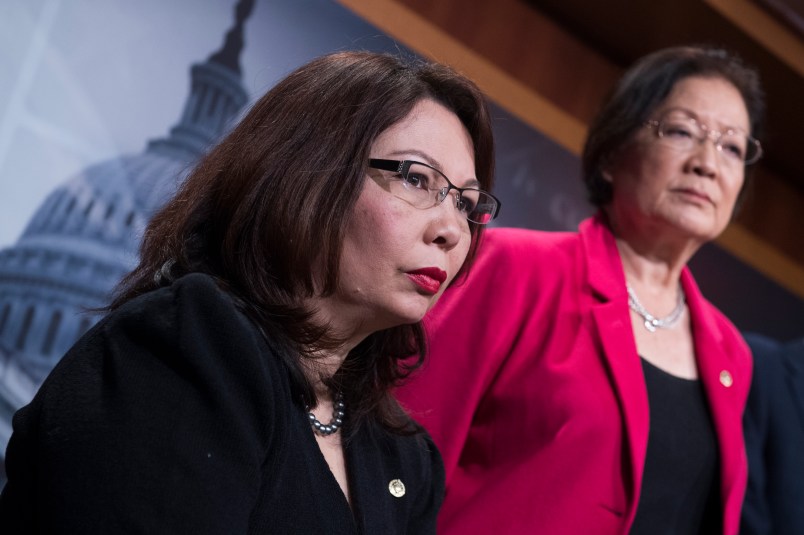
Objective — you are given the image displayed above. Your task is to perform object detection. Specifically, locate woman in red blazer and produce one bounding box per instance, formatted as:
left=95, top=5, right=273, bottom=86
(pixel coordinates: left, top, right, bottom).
left=398, top=46, right=765, bottom=534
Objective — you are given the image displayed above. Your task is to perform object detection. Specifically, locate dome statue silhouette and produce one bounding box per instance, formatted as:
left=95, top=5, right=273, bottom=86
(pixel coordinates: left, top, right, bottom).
left=0, top=0, right=254, bottom=467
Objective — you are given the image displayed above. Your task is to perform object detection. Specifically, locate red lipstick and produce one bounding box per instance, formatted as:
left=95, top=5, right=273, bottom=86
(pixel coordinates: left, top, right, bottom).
left=406, top=267, right=447, bottom=295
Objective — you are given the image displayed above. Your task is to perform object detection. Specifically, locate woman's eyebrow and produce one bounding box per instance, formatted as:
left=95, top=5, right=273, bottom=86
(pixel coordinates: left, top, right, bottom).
left=386, top=149, right=442, bottom=170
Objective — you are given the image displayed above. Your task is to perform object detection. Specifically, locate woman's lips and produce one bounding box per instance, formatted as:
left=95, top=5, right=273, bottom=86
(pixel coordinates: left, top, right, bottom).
left=674, top=188, right=712, bottom=204
left=406, top=267, right=447, bottom=295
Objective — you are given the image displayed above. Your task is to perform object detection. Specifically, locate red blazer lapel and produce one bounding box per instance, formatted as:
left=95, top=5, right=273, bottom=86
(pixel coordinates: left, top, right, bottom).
left=681, top=268, right=748, bottom=535
left=582, top=215, right=650, bottom=524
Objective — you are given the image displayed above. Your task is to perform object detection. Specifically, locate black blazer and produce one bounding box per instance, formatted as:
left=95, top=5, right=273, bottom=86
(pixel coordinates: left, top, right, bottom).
left=742, top=333, right=804, bottom=535
left=0, top=273, right=444, bottom=534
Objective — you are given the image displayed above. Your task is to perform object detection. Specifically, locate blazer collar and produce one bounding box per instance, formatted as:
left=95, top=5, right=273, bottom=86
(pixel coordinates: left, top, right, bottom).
left=682, top=268, right=751, bottom=528
left=581, top=213, right=648, bottom=523
left=581, top=213, right=626, bottom=303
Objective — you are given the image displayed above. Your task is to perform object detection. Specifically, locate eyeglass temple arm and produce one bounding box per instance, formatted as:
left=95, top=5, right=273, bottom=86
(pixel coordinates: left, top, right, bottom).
left=368, top=159, right=405, bottom=173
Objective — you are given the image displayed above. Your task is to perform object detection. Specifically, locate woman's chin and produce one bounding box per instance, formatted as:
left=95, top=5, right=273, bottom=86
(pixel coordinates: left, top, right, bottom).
left=659, top=210, right=729, bottom=244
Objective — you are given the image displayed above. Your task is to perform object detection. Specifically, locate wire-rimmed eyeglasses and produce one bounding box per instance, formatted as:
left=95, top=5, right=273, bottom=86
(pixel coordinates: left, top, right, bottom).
left=645, top=108, right=762, bottom=165
left=368, top=159, right=501, bottom=224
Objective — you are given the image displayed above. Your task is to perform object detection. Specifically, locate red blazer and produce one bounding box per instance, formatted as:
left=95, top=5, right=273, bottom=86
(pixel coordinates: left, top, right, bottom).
left=397, top=215, right=752, bottom=535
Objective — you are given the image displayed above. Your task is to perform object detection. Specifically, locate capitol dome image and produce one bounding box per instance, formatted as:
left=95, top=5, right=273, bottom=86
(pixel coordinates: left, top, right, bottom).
left=0, top=0, right=254, bottom=478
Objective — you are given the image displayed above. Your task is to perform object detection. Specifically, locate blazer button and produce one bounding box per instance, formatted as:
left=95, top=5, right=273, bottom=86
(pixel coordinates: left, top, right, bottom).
left=388, top=479, right=406, bottom=497
left=719, top=370, right=733, bottom=387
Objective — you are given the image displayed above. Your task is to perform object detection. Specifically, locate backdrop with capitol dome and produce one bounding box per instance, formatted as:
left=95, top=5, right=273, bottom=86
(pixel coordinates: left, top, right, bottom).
left=0, top=0, right=801, bottom=493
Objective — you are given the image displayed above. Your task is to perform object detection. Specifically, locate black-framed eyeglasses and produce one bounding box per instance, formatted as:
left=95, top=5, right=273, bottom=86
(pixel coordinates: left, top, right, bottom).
left=368, top=159, right=501, bottom=224
left=645, top=109, right=763, bottom=165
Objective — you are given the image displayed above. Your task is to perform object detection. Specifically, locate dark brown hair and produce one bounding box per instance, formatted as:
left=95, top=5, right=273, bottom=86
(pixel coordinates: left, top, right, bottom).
left=110, top=51, right=495, bottom=435
left=582, top=45, right=765, bottom=209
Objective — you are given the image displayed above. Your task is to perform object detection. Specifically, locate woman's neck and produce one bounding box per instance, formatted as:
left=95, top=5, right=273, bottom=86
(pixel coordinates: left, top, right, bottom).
left=303, top=345, right=351, bottom=403
left=605, top=208, right=702, bottom=283
left=615, top=237, right=687, bottom=290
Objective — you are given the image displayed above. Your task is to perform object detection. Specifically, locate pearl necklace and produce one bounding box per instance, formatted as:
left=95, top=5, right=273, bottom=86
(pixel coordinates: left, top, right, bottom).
left=306, top=392, right=345, bottom=436
left=626, top=283, right=686, bottom=333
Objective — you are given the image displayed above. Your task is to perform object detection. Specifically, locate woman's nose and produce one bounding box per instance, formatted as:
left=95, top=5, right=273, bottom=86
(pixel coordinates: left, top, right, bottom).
left=430, top=193, right=466, bottom=249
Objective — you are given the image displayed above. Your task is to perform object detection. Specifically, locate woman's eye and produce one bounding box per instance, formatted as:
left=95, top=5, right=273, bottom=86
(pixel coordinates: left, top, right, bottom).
left=456, top=193, right=478, bottom=214
left=663, top=123, right=693, bottom=138
left=721, top=141, right=745, bottom=160
left=403, top=172, right=429, bottom=189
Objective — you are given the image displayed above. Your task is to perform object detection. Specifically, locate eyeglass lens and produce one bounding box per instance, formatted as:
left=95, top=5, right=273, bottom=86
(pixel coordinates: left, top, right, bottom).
left=653, top=112, right=761, bottom=164
left=396, top=162, right=497, bottom=224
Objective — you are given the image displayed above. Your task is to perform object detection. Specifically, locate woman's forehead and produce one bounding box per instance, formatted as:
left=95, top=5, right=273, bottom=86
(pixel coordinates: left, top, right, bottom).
left=655, top=76, right=750, bottom=132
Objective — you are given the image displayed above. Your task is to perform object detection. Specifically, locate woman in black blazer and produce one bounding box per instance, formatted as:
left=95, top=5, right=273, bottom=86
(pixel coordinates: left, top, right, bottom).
left=743, top=333, right=804, bottom=535
left=0, top=51, right=500, bottom=534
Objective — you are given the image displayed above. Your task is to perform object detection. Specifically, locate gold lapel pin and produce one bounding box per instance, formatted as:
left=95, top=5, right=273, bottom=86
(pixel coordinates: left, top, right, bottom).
left=719, top=370, right=733, bottom=388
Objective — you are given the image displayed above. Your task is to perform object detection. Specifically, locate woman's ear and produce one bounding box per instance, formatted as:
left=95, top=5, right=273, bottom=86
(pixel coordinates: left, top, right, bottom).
left=599, top=148, right=621, bottom=184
